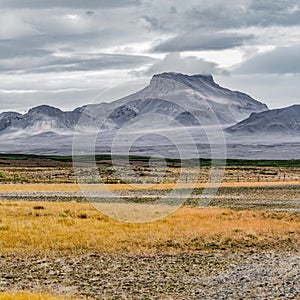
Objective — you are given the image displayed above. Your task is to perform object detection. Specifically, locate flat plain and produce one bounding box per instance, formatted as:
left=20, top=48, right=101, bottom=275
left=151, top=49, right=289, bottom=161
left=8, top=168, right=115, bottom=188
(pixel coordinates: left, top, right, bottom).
left=0, top=157, right=299, bottom=299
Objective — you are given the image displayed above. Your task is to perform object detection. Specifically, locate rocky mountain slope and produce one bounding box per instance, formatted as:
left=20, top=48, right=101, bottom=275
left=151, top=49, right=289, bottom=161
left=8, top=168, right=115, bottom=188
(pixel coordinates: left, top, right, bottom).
left=81, top=72, right=268, bottom=130
left=0, top=105, right=82, bottom=137
left=226, top=105, right=300, bottom=136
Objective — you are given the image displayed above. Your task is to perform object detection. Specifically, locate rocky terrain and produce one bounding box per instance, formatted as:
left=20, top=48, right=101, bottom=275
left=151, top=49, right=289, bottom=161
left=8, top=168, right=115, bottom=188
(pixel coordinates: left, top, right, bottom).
left=0, top=251, right=299, bottom=299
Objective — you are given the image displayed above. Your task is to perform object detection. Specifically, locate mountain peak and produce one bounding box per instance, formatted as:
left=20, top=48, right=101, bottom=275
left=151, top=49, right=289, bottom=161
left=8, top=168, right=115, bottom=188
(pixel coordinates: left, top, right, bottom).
left=151, top=72, right=216, bottom=86
left=27, top=105, right=63, bottom=116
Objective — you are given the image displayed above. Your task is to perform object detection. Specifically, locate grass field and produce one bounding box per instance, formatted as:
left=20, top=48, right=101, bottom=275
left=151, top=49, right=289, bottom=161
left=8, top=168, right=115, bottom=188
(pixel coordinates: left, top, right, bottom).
left=0, top=201, right=299, bottom=254
left=0, top=180, right=299, bottom=193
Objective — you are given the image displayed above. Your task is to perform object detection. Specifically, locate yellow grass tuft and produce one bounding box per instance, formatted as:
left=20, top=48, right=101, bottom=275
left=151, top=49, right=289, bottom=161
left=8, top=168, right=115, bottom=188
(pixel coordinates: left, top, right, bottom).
left=0, top=291, right=77, bottom=300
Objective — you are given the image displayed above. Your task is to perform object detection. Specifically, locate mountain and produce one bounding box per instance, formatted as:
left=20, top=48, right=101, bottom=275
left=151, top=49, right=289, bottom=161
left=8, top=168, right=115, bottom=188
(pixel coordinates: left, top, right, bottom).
left=0, top=73, right=268, bottom=137
left=226, top=105, right=300, bottom=137
left=81, top=72, right=268, bottom=129
left=0, top=111, right=23, bottom=131
left=4, top=72, right=298, bottom=159
left=0, top=105, right=83, bottom=137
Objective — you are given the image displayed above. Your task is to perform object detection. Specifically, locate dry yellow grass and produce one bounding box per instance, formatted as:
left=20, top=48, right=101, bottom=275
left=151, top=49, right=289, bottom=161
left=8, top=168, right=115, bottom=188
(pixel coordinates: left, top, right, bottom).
left=0, top=201, right=299, bottom=254
left=0, top=291, right=77, bottom=300
left=0, top=180, right=299, bottom=193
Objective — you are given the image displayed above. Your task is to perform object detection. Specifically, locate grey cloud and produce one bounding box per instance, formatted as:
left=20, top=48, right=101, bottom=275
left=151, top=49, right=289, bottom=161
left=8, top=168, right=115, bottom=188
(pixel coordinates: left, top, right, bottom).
left=152, top=32, right=255, bottom=52
left=0, top=40, right=51, bottom=59
left=134, top=52, right=225, bottom=76
left=170, top=6, right=177, bottom=14
left=0, top=0, right=141, bottom=9
left=3, top=1, right=299, bottom=59
left=1, top=0, right=299, bottom=112
left=216, top=73, right=300, bottom=109
left=248, top=0, right=300, bottom=27
left=0, top=88, right=99, bottom=113
left=0, top=9, right=156, bottom=50
left=187, top=0, right=300, bottom=29
left=235, top=44, right=300, bottom=74
left=138, top=16, right=166, bottom=32
left=187, top=2, right=248, bottom=29
left=249, top=0, right=289, bottom=11
left=0, top=53, right=156, bottom=73
left=85, top=11, right=95, bottom=16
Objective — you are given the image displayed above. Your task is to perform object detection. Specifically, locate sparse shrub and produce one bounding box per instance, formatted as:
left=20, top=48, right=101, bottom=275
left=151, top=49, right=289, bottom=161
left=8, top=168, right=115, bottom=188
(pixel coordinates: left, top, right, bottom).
left=77, top=213, right=88, bottom=219
left=246, top=233, right=257, bottom=239
left=165, top=239, right=181, bottom=248
left=204, top=242, right=219, bottom=248
left=63, top=209, right=76, bottom=217
left=33, top=205, right=44, bottom=210
left=223, top=237, right=237, bottom=248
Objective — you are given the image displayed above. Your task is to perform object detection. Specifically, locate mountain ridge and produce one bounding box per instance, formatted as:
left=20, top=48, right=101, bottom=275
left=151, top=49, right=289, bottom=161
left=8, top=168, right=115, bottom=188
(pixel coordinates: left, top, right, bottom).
left=0, top=72, right=269, bottom=136
left=0, top=72, right=298, bottom=159
left=226, top=104, right=300, bottom=136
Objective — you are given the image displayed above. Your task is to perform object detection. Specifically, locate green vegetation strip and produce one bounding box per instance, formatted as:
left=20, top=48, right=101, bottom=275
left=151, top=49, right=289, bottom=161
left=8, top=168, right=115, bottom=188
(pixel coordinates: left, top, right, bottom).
left=0, top=153, right=299, bottom=167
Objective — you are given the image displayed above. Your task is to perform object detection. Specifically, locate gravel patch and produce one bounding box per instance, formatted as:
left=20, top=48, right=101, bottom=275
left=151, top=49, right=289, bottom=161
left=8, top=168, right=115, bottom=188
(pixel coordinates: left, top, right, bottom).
left=0, top=251, right=299, bottom=299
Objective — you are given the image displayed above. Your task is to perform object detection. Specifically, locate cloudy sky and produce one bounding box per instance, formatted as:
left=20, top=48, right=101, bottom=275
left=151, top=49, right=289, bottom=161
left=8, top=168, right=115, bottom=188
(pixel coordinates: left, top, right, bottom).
left=1, top=0, right=300, bottom=113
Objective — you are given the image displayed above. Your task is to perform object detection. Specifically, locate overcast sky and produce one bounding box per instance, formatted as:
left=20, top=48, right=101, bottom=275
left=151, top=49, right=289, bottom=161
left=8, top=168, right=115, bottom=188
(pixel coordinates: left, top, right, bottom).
left=1, top=0, right=300, bottom=113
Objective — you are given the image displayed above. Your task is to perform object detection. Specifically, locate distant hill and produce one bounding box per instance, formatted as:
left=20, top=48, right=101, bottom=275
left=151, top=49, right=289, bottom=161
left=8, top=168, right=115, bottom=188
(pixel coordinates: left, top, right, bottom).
left=226, top=105, right=300, bottom=136
left=0, top=105, right=82, bottom=137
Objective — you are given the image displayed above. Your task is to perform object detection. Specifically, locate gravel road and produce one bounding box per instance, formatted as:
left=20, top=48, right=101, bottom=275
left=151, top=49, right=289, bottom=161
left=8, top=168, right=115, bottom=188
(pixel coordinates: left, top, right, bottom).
left=0, top=250, right=299, bottom=299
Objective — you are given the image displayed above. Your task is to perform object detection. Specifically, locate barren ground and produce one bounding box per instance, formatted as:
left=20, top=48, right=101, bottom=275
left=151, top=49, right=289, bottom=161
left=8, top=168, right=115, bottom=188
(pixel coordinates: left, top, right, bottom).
left=0, top=163, right=299, bottom=299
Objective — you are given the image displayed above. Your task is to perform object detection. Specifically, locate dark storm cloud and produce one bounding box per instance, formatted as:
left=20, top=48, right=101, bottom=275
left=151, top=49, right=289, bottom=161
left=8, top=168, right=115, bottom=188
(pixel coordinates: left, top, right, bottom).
left=235, top=44, right=300, bottom=74
left=152, top=32, right=255, bottom=52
